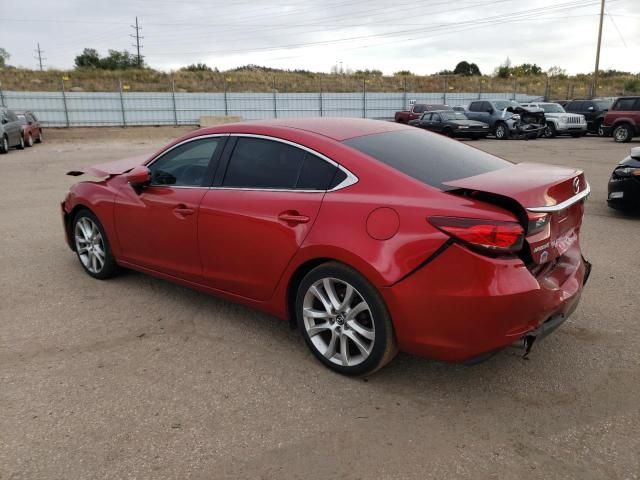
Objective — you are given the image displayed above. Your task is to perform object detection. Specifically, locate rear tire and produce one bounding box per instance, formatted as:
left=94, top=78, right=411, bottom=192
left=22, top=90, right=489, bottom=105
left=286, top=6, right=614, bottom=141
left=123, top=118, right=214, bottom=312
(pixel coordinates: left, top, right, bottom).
left=16, top=135, right=25, bottom=150
left=295, top=262, right=397, bottom=376
left=72, top=209, right=120, bottom=280
left=0, top=135, right=8, bottom=154
left=596, top=120, right=605, bottom=137
left=26, top=134, right=34, bottom=147
left=494, top=122, right=509, bottom=140
left=613, top=124, right=633, bottom=143
left=36, top=130, right=43, bottom=143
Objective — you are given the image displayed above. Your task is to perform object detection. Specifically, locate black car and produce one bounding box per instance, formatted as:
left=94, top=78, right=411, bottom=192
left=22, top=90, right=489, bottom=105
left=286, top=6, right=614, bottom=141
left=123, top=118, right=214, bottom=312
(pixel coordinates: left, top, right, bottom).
left=564, top=98, right=613, bottom=136
left=408, top=110, right=490, bottom=139
left=608, top=147, right=640, bottom=211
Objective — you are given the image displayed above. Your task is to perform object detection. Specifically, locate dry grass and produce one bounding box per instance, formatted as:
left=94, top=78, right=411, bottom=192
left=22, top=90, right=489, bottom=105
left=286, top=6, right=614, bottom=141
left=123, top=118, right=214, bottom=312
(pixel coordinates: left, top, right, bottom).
left=0, top=68, right=636, bottom=98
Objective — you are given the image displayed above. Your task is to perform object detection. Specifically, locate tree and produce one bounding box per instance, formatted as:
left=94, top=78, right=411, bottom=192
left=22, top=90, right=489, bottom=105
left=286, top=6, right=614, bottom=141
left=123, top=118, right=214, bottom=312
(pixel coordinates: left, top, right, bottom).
left=355, top=69, right=382, bottom=76
left=394, top=70, right=414, bottom=76
left=453, top=61, right=481, bottom=76
left=181, top=63, right=213, bottom=72
left=437, top=69, right=454, bottom=75
left=547, top=66, right=567, bottom=78
left=99, top=50, right=140, bottom=70
left=74, top=48, right=101, bottom=69
left=0, top=47, right=11, bottom=68
left=511, top=63, right=542, bottom=76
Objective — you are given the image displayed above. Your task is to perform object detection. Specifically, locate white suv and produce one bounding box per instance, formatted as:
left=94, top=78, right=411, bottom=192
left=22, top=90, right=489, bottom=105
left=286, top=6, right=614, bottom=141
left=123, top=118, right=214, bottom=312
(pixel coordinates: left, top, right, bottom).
left=521, top=102, right=587, bottom=138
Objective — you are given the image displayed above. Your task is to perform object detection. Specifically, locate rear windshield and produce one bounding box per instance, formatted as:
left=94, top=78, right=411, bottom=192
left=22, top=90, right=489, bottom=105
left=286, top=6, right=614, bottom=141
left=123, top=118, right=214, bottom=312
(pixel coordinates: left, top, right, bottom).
left=343, top=129, right=511, bottom=191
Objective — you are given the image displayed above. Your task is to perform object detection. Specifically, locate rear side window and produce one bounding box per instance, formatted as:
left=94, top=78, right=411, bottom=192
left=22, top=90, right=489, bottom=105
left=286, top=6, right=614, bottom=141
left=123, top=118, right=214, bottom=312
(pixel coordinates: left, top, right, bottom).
left=613, top=98, right=639, bottom=111
left=343, top=129, right=511, bottom=191
left=413, top=105, right=425, bottom=113
left=223, top=137, right=337, bottom=190
left=468, top=102, right=482, bottom=112
left=565, top=101, right=582, bottom=112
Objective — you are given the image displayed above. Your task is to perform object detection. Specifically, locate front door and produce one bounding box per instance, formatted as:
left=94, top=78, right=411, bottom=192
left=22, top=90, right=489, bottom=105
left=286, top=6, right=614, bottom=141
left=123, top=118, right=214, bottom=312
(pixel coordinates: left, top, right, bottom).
left=198, top=136, right=340, bottom=300
left=114, top=136, right=226, bottom=281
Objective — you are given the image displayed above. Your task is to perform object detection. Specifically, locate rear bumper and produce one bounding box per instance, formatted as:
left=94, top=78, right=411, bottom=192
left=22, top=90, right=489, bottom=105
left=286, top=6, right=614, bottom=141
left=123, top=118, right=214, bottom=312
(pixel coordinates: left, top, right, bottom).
left=382, top=242, right=589, bottom=362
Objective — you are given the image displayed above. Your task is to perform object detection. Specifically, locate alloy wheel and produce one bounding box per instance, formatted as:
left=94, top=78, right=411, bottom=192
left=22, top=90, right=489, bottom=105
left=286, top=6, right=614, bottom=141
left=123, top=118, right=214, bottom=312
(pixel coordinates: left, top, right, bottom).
left=614, top=126, right=629, bottom=143
left=74, top=217, right=106, bottom=274
left=302, top=277, right=375, bottom=367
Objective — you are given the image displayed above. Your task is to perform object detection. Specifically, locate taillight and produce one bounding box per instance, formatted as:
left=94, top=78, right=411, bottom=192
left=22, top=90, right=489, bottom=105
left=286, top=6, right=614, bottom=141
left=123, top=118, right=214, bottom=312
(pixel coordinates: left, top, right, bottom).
left=428, top=216, right=524, bottom=253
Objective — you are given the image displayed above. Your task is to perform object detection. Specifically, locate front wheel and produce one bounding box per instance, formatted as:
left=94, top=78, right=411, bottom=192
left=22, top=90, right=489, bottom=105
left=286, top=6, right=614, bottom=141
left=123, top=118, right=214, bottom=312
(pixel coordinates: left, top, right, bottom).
left=26, top=134, right=34, bottom=147
left=544, top=122, right=557, bottom=138
left=72, top=210, right=120, bottom=279
left=597, top=121, right=605, bottom=137
left=296, top=262, right=397, bottom=376
left=494, top=122, right=509, bottom=140
left=16, top=135, right=25, bottom=150
left=0, top=136, right=8, bottom=154
left=613, top=124, right=633, bottom=143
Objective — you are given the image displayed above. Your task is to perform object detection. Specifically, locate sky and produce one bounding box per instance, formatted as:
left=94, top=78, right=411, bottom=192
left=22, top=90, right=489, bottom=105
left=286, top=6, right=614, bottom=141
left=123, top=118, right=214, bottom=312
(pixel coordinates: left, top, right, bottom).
left=1, top=0, right=639, bottom=75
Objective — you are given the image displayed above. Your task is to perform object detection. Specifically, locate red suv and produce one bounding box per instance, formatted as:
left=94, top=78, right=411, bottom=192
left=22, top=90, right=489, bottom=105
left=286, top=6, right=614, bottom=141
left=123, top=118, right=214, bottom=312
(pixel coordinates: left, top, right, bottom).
left=602, top=96, right=640, bottom=143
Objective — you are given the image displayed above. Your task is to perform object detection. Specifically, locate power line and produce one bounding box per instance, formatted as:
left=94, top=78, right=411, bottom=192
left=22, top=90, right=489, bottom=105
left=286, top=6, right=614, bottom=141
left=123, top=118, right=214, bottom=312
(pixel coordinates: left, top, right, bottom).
left=34, top=43, right=46, bottom=71
left=130, top=16, right=144, bottom=67
left=592, top=0, right=605, bottom=97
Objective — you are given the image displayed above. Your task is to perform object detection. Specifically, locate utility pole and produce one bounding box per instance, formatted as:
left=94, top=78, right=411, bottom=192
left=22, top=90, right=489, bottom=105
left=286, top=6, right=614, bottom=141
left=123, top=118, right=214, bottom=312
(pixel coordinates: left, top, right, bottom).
left=130, top=17, right=143, bottom=67
left=592, top=0, right=605, bottom=98
left=34, top=43, right=45, bottom=71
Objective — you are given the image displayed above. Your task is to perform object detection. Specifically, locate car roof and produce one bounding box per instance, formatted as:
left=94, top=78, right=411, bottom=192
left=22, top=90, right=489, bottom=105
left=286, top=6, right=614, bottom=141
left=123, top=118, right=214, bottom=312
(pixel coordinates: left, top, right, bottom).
left=197, top=118, right=407, bottom=141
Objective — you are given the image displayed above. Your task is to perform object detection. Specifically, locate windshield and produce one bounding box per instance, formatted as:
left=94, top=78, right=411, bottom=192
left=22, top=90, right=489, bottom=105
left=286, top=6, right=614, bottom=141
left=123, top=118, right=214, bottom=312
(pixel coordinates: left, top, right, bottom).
left=343, top=129, right=511, bottom=191
left=440, top=112, right=468, bottom=121
left=493, top=100, right=520, bottom=110
left=17, top=115, right=27, bottom=125
left=539, top=103, right=565, bottom=113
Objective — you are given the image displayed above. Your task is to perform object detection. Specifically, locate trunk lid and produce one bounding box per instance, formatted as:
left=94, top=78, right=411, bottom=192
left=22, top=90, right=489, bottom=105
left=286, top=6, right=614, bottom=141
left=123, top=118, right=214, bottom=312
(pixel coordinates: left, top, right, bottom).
left=444, top=162, right=589, bottom=265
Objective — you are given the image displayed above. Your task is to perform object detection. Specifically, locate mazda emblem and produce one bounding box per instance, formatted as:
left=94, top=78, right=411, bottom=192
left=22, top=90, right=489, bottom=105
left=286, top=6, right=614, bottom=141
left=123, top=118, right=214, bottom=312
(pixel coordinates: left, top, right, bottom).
left=573, top=177, right=580, bottom=194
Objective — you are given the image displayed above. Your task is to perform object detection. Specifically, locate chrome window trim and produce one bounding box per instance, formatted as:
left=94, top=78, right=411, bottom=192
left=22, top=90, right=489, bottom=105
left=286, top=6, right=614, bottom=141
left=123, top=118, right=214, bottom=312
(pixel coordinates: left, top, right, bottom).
left=526, top=182, right=591, bottom=213
left=217, top=133, right=359, bottom=193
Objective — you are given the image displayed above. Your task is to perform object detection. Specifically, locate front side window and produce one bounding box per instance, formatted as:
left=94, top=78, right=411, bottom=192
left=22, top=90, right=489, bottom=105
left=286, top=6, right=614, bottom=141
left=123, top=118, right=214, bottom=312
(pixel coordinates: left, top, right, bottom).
left=413, top=105, right=426, bottom=113
left=223, top=137, right=338, bottom=190
left=149, top=137, right=223, bottom=187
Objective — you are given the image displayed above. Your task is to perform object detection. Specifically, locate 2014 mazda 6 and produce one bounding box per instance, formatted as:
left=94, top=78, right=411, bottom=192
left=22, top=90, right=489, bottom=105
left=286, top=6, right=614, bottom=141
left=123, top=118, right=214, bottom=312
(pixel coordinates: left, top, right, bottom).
left=62, top=118, right=591, bottom=375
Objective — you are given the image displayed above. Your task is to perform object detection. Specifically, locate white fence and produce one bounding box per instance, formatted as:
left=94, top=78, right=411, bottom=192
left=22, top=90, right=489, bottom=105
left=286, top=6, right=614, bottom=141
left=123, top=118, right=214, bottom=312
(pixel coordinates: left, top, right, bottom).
left=0, top=90, right=543, bottom=127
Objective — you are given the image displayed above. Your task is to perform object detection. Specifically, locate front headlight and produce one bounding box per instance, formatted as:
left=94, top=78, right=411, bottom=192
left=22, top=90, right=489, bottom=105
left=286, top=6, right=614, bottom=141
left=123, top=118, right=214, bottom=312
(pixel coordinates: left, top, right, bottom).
left=457, top=125, right=469, bottom=129
left=560, top=115, right=568, bottom=123
left=614, top=167, right=640, bottom=177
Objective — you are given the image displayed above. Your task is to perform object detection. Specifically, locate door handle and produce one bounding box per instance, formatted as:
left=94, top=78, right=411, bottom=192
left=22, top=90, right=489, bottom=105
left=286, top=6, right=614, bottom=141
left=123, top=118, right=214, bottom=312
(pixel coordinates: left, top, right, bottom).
left=278, top=211, right=310, bottom=225
left=174, top=205, right=195, bottom=216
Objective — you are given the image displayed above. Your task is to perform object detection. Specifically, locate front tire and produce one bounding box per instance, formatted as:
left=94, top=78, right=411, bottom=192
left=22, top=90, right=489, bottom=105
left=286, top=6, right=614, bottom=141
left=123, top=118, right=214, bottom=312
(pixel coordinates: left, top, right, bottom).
left=613, top=124, right=633, bottom=143
left=26, top=134, right=34, bottom=147
left=544, top=122, right=557, bottom=138
left=0, top=135, right=8, bottom=154
left=295, top=262, right=397, bottom=376
left=36, top=130, right=43, bottom=143
left=16, top=135, right=25, bottom=150
left=494, top=122, right=509, bottom=140
left=72, top=209, right=119, bottom=279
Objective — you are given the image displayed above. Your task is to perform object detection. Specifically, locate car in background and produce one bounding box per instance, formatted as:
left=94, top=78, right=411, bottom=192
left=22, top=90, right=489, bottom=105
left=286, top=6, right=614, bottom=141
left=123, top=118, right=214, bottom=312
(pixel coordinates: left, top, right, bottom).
left=16, top=111, right=43, bottom=147
left=452, top=106, right=466, bottom=113
left=0, top=107, right=25, bottom=154
left=62, top=118, right=590, bottom=375
left=602, top=96, right=640, bottom=143
left=408, top=110, right=489, bottom=139
left=465, top=100, right=546, bottom=140
left=394, top=103, right=452, bottom=123
left=564, top=99, right=613, bottom=136
left=608, top=147, right=640, bottom=211
left=520, top=102, right=587, bottom=138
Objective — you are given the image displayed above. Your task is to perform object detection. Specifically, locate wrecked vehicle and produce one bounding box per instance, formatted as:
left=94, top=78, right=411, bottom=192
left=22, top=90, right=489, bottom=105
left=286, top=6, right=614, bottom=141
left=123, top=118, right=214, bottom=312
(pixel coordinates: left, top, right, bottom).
left=465, top=100, right=546, bottom=140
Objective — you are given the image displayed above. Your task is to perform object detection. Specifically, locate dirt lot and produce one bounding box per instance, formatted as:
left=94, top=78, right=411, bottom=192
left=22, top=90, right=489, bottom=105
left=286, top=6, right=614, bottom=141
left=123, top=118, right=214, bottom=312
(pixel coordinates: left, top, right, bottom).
left=1, top=127, right=639, bottom=480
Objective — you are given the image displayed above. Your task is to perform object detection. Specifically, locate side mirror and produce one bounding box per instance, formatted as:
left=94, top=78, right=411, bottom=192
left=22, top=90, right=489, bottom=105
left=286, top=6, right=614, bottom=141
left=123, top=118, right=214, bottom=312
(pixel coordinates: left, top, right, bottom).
left=126, top=166, right=151, bottom=189
left=587, top=106, right=595, bottom=111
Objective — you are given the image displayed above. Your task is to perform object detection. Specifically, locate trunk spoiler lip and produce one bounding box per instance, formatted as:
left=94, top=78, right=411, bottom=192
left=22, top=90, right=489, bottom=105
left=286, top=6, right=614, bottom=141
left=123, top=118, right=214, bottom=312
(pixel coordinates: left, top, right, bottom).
left=526, top=182, right=591, bottom=213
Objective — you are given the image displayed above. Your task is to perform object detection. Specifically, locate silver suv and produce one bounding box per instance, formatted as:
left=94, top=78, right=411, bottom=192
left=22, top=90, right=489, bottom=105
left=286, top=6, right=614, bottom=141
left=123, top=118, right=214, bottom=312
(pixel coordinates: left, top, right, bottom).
left=521, top=102, right=587, bottom=138
left=1, top=107, right=25, bottom=153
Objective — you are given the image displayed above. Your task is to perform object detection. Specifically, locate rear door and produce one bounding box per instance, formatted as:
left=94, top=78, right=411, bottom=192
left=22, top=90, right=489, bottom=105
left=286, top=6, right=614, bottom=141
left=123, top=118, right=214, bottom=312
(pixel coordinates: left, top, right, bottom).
left=198, top=135, right=342, bottom=300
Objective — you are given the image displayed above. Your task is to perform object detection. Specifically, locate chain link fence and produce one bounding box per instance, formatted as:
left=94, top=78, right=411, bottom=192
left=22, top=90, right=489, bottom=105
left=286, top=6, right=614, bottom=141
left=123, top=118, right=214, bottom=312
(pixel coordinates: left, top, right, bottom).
left=0, top=80, right=545, bottom=127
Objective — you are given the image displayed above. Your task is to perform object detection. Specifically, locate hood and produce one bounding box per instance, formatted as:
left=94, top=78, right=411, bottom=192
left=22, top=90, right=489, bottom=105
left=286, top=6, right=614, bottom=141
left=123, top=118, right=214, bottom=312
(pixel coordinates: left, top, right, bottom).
left=67, top=153, right=151, bottom=177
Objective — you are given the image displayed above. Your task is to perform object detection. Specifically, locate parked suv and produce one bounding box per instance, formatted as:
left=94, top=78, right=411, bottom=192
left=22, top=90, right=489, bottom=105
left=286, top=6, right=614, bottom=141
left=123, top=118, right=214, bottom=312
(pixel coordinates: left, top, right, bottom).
left=564, top=99, right=613, bottom=136
left=465, top=100, right=546, bottom=139
left=602, top=96, right=640, bottom=143
left=520, top=102, right=587, bottom=138
left=0, top=108, right=25, bottom=154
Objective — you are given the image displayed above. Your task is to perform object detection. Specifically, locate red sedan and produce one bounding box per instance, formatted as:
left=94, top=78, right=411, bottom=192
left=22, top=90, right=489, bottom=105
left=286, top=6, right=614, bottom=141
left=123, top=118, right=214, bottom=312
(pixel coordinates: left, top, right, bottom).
left=62, top=119, right=591, bottom=375
left=16, top=111, right=43, bottom=147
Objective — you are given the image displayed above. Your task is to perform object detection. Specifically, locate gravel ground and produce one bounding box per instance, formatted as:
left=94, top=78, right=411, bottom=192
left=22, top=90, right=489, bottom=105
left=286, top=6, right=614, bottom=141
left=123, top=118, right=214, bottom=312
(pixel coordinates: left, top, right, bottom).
left=1, top=127, right=639, bottom=480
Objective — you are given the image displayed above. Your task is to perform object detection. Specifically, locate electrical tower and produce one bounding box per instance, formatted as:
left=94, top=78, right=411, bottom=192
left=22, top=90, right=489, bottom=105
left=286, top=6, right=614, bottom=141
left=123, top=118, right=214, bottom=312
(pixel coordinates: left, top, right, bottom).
left=34, top=43, right=46, bottom=71
left=130, top=17, right=144, bottom=67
